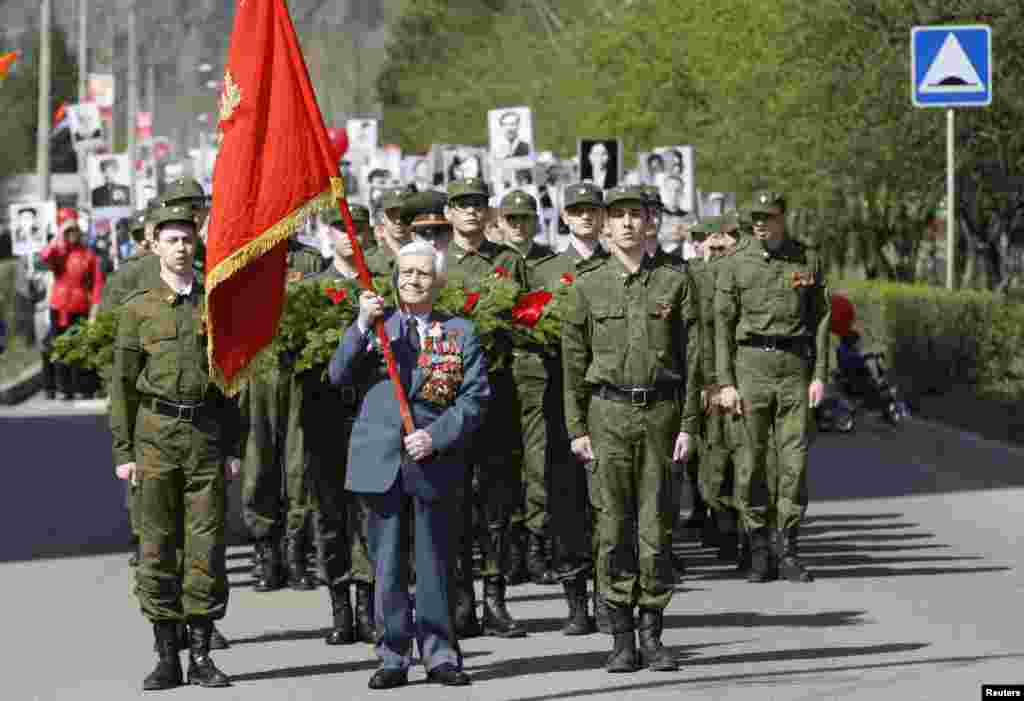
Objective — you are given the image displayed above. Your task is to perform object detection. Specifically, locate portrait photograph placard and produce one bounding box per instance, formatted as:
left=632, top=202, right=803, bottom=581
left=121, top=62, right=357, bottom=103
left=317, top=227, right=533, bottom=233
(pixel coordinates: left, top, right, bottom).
left=578, top=139, right=622, bottom=190
left=86, top=153, right=133, bottom=208
left=488, top=106, right=534, bottom=162
left=8, top=200, right=56, bottom=257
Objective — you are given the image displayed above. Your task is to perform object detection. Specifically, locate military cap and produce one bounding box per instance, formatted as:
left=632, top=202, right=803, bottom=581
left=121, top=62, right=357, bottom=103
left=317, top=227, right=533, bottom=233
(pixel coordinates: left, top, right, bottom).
left=328, top=204, right=369, bottom=226
left=159, top=178, right=206, bottom=207
left=129, top=210, right=147, bottom=237
left=402, top=190, right=450, bottom=228
left=748, top=190, right=787, bottom=215
left=378, top=187, right=409, bottom=212
left=563, top=182, right=604, bottom=209
left=447, top=177, right=490, bottom=200
left=604, top=184, right=648, bottom=208
left=642, top=185, right=663, bottom=210
left=688, top=220, right=712, bottom=242
left=500, top=190, right=537, bottom=216
left=149, top=203, right=197, bottom=231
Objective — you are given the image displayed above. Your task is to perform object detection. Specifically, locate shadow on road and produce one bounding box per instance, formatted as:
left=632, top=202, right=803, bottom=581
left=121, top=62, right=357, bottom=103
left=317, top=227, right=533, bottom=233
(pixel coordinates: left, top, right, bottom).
left=469, top=642, right=931, bottom=683
left=230, top=650, right=491, bottom=683
left=519, top=610, right=869, bottom=636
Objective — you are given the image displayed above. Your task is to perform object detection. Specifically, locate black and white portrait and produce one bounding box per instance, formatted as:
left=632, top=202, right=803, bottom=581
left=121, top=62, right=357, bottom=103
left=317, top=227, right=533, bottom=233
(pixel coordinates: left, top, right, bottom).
left=489, top=107, right=534, bottom=161
left=87, top=154, right=132, bottom=208
left=346, top=117, right=379, bottom=174
left=443, top=147, right=488, bottom=186
left=578, top=139, right=621, bottom=190
left=652, top=145, right=695, bottom=214
left=68, top=102, right=106, bottom=153
left=8, top=201, right=56, bottom=257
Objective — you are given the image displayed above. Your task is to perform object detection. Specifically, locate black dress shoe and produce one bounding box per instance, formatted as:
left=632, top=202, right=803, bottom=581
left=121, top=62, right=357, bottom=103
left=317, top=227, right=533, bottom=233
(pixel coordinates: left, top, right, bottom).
left=367, top=668, right=407, bottom=690
left=426, top=662, right=471, bottom=686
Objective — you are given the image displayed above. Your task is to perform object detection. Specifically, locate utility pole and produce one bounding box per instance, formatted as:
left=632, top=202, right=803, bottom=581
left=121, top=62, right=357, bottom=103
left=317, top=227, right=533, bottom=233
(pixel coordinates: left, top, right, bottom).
left=37, top=0, right=52, bottom=201
left=127, top=0, right=138, bottom=207
left=77, top=0, right=87, bottom=101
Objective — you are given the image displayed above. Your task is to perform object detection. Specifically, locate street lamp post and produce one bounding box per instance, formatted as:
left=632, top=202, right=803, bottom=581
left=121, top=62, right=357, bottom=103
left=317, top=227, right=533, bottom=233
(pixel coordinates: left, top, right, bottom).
left=37, top=0, right=52, bottom=201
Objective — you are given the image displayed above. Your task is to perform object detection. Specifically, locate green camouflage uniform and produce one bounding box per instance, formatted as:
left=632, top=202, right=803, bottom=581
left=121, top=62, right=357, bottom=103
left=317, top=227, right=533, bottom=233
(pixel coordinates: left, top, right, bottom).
left=562, top=196, right=701, bottom=616
left=109, top=217, right=239, bottom=624
left=240, top=239, right=325, bottom=548
left=714, top=192, right=829, bottom=579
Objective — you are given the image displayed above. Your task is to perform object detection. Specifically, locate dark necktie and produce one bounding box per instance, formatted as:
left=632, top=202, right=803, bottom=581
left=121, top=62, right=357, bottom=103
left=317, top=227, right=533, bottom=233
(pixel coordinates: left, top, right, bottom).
left=407, top=316, right=421, bottom=353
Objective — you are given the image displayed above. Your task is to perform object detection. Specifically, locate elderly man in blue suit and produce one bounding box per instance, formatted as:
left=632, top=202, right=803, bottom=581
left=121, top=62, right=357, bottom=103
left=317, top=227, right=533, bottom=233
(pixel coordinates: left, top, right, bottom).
left=329, top=240, right=489, bottom=689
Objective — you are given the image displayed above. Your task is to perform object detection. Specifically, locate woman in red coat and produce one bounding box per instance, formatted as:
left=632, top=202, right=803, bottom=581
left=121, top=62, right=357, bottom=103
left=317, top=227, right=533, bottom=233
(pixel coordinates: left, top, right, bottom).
left=40, top=211, right=105, bottom=399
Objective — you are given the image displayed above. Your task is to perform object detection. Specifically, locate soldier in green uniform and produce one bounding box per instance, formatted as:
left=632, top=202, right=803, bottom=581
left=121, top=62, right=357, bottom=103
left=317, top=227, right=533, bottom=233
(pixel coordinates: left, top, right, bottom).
left=241, top=232, right=325, bottom=591
left=365, top=187, right=412, bottom=277
left=556, top=183, right=612, bottom=635
left=109, top=202, right=239, bottom=690
left=443, top=177, right=528, bottom=639
left=562, top=185, right=701, bottom=672
left=715, top=191, right=830, bottom=584
left=689, top=217, right=745, bottom=562
left=297, top=204, right=377, bottom=645
left=498, top=190, right=556, bottom=587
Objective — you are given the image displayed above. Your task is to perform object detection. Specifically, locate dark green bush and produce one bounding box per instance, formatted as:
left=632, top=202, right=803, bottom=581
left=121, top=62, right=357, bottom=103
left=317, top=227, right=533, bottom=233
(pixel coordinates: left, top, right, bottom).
left=838, top=281, right=1024, bottom=401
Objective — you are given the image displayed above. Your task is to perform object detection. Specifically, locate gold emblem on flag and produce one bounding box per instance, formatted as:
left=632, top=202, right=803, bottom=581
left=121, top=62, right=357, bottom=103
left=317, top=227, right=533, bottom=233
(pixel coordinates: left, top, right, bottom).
left=219, top=71, right=242, bottom=124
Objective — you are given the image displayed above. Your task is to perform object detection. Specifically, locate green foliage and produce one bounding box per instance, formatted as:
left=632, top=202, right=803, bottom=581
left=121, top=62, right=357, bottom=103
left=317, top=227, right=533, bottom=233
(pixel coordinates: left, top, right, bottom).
left=839, top=281, right=1024, bottom=400
left=434, top=268, right=520, bottom=369
left=49, top=312, right=118, bottom=373
left=0, top=27, right=80, bottom=177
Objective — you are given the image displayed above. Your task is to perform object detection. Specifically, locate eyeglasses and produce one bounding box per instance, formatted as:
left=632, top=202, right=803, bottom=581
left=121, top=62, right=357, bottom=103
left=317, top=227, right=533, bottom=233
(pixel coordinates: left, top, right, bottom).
left=452, top=197, right=489, bottom=210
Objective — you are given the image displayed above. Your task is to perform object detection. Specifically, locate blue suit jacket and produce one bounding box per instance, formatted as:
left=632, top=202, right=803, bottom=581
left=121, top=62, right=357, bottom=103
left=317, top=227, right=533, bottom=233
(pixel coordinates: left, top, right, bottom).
left=328, top=309, right=490, bottom=502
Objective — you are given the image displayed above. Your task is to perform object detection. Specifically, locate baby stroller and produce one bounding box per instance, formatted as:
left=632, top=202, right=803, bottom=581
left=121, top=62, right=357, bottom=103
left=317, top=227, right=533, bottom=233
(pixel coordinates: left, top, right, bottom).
left=833, top=334, right=911, bottom=425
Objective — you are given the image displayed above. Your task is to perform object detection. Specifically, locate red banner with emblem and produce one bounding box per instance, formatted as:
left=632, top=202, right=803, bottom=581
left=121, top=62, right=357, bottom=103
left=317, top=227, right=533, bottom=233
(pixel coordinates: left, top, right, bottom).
left=205, top=1, right=413, bottom=433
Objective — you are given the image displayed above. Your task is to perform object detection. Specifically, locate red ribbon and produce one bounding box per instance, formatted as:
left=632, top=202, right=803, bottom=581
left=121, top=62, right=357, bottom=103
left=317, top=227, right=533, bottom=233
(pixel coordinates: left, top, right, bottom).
left=463, top=292, right=481, bottom=314
left=325, top=287, right=348, bottom=305
left=512, top=290, right=553, bottom=329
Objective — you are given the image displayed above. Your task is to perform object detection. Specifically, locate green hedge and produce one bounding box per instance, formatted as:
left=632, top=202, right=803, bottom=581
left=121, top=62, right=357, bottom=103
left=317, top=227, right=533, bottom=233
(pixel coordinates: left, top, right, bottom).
left=838, top=281, right=1024, bottom=401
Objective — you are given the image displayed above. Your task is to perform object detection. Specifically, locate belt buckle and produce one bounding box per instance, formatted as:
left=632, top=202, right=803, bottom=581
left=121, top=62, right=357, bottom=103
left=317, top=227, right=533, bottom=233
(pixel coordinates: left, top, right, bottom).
left=630, top=388, right=649, bottom=406
left=762, top=338, right=778, bottom=352
left=179, top=405, right=194, bottom=422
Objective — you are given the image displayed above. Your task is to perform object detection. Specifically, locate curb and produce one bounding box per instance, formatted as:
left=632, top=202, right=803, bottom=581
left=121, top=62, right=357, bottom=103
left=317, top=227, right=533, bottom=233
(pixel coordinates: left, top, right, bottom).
left=0, top=363, right=42, bottom=406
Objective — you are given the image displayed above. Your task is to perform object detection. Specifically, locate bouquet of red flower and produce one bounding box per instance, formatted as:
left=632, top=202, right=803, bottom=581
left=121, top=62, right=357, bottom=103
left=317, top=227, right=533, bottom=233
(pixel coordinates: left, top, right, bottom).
left=508, top=272, right=576, bottom=353
left=434, top=266, right=520, bottom=368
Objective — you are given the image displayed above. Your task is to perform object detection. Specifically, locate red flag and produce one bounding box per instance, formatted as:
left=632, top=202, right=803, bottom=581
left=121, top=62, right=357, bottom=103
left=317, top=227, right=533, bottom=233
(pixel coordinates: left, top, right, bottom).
left=0, top=51, right=16, bottom=80
left=206, top=1, right=413, bottom=433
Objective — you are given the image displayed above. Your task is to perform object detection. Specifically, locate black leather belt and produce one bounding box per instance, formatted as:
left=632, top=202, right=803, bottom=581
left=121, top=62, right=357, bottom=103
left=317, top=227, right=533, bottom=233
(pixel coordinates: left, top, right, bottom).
left=144, top=397, right=206, bottom=423
left=592, top=384, right=677, bottom=407
left=737, top=334, right=811, bottom=353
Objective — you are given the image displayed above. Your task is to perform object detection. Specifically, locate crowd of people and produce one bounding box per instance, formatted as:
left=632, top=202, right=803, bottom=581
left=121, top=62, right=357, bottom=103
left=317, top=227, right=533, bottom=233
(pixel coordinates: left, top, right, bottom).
left=97, top=172, right=829, bottom=691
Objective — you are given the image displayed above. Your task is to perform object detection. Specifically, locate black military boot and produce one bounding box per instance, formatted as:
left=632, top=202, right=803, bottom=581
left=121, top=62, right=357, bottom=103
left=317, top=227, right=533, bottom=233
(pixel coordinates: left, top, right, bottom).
left=354, top=582, right=376, bottom=644
left=209, top=623, right=229, bottom=650
left=605, top=606, right=639, bottom=673
left=253, top=537, right=283, bottom=592
left=747, top=528, right=778, bottom=583
left=454, top=583, right=482, bottom=638
left=286, top=533, right=317, bottom=590
left=637, top=608, right=678, bottom=671
left=185, top=619, right=231, bottom=688
left=593, top=577, right=611, bottom=634
left=129, top=537, right=140, bottom=568
left=143, top=622, right=184, bottom=691
left=716, top=510, right=740, bottom=562
left=481, top=576, right=526, bottom=638
left=561, top=575, right=596, bottom=636
left=777, top=526, right=814, bottom=582
left=504, top=525, right=529, bottom=586
left=325, top=582, right=356, bottom=645
left=682, top=479, right=707, bottom=530
left=527, top=532, right=557, bottom=585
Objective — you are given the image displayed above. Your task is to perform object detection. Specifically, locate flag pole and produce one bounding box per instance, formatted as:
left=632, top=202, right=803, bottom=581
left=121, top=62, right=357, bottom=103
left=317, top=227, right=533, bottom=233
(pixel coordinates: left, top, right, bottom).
left=333, top=186, right=415, bottom=434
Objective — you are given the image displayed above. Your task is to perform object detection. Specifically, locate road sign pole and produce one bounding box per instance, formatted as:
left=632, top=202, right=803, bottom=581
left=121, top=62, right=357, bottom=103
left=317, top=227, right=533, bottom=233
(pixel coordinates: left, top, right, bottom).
left=946, top=108, right=955, bottom=291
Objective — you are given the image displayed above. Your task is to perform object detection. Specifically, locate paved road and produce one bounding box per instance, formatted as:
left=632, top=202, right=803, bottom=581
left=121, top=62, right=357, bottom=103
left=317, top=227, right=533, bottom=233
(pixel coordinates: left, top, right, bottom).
left=2, top=403, right=1022, bottom=700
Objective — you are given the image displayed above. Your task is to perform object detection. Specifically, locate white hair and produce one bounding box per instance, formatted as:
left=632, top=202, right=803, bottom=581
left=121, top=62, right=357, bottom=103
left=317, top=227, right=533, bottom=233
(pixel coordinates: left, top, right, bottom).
left=397, top=240, right=447, bottom=287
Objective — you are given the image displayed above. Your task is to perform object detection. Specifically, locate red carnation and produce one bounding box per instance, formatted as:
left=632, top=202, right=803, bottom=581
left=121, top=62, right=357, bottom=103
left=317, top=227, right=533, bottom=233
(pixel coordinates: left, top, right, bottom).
left=512, top=290, right=554, bottom=329
left=463, top=292, right=481, bottom=314
left=325, top=287, right=348, bottom=305
left=493, top=266, right=510, bottom=278
left=560, top=272, right=575, bottom=285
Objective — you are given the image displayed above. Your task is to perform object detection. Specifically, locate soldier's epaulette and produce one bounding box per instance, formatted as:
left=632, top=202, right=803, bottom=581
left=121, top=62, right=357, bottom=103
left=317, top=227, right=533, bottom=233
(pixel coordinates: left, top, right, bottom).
left=576, top=257, right=608, bottom=278
left=121, top=288, right=150, bottom=306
